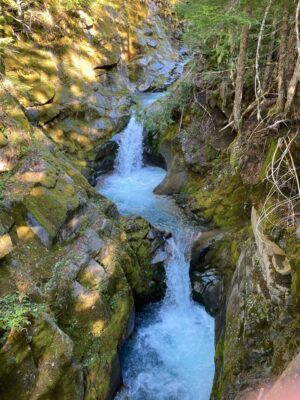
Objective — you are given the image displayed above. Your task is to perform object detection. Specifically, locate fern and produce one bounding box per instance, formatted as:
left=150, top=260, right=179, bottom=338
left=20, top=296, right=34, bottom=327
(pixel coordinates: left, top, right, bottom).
left=0, top=293, right=44, bottom=332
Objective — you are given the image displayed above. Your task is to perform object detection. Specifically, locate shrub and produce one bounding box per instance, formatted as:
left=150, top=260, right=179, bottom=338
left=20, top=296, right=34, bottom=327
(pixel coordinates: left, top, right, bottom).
left=0, top=293, right=44, bottom=332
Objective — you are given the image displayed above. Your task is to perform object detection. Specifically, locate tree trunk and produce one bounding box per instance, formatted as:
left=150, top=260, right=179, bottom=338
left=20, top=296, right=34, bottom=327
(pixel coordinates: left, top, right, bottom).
left=284, top=0, right=300, bottom=114
left=262, top=18, right=277, bottom=92
left=284, top=54, right=300, bottom=114
left=276, top=1, right=290, bottom=113
left=233, top=15, right=250, bottom=131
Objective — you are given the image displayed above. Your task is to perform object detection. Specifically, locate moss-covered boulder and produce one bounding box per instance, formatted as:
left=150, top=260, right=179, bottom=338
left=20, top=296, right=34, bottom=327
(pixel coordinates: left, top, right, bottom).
left=120, top=217, right=167, bottom=305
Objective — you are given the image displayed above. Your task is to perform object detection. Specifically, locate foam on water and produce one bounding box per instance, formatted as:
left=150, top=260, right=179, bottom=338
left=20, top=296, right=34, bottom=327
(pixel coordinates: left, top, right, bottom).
left=98, top=92, right=214, bottom=400
left=115, top=115, right=144, bottom=177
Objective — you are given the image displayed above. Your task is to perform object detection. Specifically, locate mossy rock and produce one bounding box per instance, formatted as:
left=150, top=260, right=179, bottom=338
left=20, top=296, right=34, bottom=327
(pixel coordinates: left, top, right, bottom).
left=24, top=183, right=80, bottom=241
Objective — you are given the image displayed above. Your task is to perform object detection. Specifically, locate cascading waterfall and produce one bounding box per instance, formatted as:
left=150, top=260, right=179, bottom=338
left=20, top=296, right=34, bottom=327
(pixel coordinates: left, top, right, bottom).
left=99, top=93, right=214, bottom=400
left=115, top=115, right=144, bottom=176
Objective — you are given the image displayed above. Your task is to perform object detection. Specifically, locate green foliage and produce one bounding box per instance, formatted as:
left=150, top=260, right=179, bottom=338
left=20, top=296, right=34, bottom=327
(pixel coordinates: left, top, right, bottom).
left=176, top=0, right=282, bottom=74
left=0, top=293, right=44, bottom=332
left=140, top=80, right=192, bottom=135
left=176, top=0, right=250, bottom=50
left=45, top=259, right=69, bottom=291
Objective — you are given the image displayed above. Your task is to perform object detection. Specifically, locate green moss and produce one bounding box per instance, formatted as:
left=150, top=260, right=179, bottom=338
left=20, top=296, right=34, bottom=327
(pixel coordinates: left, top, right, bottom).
left=182, top=170, right=249, bottom=228
left=205, top=142, right=220, bottom=161
left=257, top=139, right=278, bottom=182
left=24, top=187, right=71, bottom=238
left=22, top=154, right=83, bottom=239
left=215, top=333, right=225, bottom=363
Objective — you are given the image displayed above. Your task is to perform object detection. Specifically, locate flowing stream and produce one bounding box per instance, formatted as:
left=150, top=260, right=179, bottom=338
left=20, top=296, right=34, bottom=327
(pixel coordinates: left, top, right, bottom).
left=98, top=93, right=214, bottom=400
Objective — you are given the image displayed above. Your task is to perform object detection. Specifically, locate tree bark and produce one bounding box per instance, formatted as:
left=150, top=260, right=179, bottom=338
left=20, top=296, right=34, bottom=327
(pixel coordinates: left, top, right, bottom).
left=276, top=1, right=290, bottom=113
left=284, top=0, right=300, bottom=114
left=233, top=14, right=250, bottom=131
left=284, top=54, right=300, bottom=114
left=262, top=18, right=277, bottom=92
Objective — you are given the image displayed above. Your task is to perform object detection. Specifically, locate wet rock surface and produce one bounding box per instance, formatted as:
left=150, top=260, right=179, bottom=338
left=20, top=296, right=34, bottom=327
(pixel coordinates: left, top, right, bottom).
left=190, top=231, right=225, bottom=316
left=122, top=217, right=168, bottom=305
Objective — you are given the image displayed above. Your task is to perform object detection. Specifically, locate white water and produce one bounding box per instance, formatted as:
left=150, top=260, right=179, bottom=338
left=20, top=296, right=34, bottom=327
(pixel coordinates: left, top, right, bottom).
left=115, top=115, right=144, bottom=176
left=98, top=93, right=214, bottom=400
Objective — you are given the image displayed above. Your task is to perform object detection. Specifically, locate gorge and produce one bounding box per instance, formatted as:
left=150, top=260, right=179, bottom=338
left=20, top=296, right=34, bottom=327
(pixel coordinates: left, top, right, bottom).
left=1, top=1, right=300, bottom=400
left=99, top=93, right=214, bottom=399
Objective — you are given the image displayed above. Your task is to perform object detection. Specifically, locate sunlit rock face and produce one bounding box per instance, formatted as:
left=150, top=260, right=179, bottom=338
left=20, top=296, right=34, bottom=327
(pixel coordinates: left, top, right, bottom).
left=2, top=0, right=177, bottom=170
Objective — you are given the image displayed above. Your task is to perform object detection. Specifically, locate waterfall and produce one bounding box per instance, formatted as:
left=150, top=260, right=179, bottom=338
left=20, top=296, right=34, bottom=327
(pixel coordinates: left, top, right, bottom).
left=99, top=92, right=214, bottom=400
left=163, top=231, right=195, bottom=311
left=115, top=115, right=144, bottom=176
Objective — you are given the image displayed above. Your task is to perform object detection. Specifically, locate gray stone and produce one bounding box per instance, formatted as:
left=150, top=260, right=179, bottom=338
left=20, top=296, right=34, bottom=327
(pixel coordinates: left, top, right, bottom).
left=26, top=213, right=52, bottom=248
left=151, top=249, right=168, bottom=265
left=251, top=207, right=291, bottom=277
left=79, top=259, right=107, bottom=289
left=85, top=229, right=105, bottom=255
left=147, top=39, right=158, bottom=48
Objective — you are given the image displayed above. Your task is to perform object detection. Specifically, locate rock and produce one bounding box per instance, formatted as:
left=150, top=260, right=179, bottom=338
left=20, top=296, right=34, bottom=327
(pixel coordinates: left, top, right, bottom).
left=29, top=314, right=77, bottom=400
left=76, top=10, right=94, bottom=29
left=120, top=217, right=167, bottom=304
left=147, top=39, right=158, bottom=48
left=192, top=270, right=222, bottom=316
left=0, top=330, right=37, bottom=399
left=154, top=140, right=187, bottom=195
left=212, top=231, right=293, bottom=399
left=84, top=229, right=105, bottom=255
left=147, top=229, right=157, bottom=240
left=59, top=212, right=86, bottom=241
left=252, top=207, right=292, bottom=277
left=71, top=281, right=110, bottom=325
left=191, top=230, right=225, bottom=253
left=79, top=259, right=108, bottom=289
left=0, top=313, right=82, bottom=400
left=0, top=234, right=13, bottom=259
left=95, top=141, right=118, bottom=162
left=27, top=82, right=55, bottom=106
left=26, top=213, right=52, bottom=248
left=151, top=249, right=168, bottom=264
left=189, top=230, right=225, bottom=316
left=92, top=141, right=118, bottom=177
left=0, top=147, right=18, bottom=172
left=0, top=209, right=14, bottom=235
